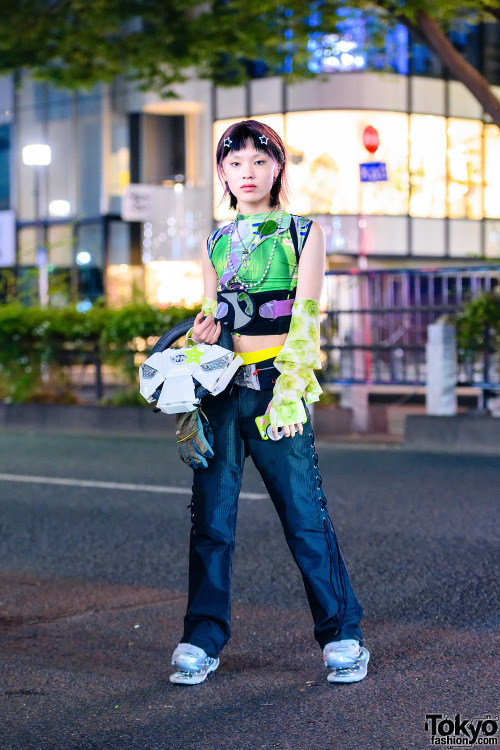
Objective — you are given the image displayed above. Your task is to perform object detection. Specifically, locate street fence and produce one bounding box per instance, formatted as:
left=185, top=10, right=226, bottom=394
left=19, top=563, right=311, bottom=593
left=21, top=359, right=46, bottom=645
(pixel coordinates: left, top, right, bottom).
left=320, top=266, right=500, bottom=395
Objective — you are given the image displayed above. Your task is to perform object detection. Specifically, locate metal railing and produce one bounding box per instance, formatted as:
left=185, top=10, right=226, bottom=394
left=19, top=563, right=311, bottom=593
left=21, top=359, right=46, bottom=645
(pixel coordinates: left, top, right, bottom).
left=321, top=266, right=500, bottom=391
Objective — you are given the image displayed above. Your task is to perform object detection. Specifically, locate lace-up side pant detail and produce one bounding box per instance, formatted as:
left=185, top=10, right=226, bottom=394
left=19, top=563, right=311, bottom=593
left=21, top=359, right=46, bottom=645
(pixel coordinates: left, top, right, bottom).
left=182, top=383, right=364, bottom=658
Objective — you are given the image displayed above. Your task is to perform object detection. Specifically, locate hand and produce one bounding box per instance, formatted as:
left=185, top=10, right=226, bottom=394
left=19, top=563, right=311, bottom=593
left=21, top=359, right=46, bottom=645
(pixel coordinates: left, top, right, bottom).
left=265, top=400, right=303, bottom=440
left=192, top=310, right=221, bottom=344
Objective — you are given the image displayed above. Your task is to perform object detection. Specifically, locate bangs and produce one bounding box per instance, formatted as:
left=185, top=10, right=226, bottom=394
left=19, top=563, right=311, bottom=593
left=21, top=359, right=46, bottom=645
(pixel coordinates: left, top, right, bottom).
left=221, top=123, right=279, bottom=161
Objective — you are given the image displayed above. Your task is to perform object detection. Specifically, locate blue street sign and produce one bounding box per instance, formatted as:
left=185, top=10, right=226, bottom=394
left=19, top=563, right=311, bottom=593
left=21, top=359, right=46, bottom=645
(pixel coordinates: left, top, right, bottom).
left=360, top=162, right=388, bottom=182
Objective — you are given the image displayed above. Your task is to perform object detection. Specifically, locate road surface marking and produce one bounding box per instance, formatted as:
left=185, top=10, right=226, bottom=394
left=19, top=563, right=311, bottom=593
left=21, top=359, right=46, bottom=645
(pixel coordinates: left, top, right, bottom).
left=0, top=473, right=268, bottom=500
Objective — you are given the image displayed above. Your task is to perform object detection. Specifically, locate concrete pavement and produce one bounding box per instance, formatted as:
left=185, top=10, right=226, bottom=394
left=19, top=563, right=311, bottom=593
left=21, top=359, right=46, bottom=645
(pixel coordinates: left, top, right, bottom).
left=0, top=432, right=498, bottom=749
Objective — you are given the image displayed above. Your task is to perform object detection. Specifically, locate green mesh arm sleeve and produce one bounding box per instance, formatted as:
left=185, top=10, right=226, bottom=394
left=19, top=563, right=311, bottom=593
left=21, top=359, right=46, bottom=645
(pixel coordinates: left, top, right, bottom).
left=201, top=296, right=217, bottom=317
left=274, top=298, right=321, bottom=369
left=185, top=297, right=218, bottom=343
left=269, top=363, right=322, bottom=427
left=270, top=298, right=323, bottom=428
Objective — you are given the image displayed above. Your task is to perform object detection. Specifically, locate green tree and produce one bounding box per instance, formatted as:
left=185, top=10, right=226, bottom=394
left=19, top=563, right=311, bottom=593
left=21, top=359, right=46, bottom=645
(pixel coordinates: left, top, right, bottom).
left=1, top=1, right=499, bottom=125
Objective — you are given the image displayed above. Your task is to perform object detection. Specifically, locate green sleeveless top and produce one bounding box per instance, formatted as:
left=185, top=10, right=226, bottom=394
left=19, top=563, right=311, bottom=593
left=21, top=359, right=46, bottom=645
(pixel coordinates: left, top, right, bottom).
left=208, top=211, right=312, bottom=294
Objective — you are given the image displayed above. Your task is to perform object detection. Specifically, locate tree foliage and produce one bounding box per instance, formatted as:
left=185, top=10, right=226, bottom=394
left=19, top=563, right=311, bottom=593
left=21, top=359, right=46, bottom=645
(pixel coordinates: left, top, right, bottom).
left=1, top=1, right=499, bottom=121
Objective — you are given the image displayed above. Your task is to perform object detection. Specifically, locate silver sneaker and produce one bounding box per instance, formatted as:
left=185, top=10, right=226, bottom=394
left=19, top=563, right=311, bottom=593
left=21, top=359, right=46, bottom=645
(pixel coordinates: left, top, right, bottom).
left=323, top=639, right=370, bottom=683
left=170, top=643, right=219, bottom=685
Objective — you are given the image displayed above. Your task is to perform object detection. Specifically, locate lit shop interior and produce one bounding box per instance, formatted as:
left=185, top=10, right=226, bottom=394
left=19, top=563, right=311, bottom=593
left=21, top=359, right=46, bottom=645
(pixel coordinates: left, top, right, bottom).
left=138, top=110, right=500, bottom=308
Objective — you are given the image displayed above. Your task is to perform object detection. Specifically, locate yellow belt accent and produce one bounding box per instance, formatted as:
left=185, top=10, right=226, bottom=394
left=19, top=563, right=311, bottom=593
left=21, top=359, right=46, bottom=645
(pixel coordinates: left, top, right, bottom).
left=237, top=346, right=283, bottom=366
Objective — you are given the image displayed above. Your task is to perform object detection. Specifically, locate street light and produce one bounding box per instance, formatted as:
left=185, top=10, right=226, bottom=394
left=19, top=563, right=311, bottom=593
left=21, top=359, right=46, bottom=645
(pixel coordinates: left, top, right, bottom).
left=22, top=143, right=52, bottom=306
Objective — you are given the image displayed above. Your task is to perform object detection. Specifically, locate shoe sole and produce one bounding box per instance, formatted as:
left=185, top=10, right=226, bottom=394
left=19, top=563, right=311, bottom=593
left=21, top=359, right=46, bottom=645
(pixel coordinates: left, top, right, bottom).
left=327, top=647, right=370, bottom=684
left=170, top=657, right=220, bottom=685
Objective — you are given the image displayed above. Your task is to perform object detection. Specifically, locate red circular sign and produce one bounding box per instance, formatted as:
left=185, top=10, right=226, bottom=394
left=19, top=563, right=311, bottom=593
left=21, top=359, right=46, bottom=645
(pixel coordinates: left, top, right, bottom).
left=363, top=125, right=380, bottom=154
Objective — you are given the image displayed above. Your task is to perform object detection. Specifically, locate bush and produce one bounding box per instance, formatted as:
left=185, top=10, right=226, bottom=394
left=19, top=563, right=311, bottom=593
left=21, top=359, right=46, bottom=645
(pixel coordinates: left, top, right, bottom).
left=0, top=303, right=196, bottom=403
left=454, top=291, right=500, bottom=353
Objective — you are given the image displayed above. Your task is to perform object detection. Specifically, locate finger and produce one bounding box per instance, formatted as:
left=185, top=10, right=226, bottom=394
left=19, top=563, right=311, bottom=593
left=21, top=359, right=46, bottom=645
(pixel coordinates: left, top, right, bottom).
left=297, top=422, right=303, bottom=435
left=197, top=316, right=213, bottom=333
left=283, top=426, right=290, bottom=438
left=272, top=426, right=279, bottom=440
left=194, top=321, right=216, bottom=342
left=289, top=425, right=296, bottom=438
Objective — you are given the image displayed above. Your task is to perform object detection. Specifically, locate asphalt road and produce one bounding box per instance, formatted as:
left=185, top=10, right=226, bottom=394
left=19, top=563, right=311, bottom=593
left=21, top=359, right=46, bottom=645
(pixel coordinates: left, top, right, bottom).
left=0, top=431, right=498, bottom=750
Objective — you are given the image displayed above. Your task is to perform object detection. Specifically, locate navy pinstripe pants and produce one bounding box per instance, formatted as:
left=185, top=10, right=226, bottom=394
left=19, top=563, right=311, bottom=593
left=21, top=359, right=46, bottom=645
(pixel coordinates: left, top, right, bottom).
left=182, top=380, right=364, bottom=658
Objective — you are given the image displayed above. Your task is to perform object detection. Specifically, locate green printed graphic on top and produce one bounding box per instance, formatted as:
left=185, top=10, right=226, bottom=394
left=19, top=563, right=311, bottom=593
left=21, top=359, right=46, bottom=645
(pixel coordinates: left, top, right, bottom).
left=210, top=212, right=310, bottom=293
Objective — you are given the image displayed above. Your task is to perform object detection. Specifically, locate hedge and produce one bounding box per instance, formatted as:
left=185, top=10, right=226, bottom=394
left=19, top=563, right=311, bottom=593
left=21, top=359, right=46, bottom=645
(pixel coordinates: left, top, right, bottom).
left=0, top=303, right=195, bottom=404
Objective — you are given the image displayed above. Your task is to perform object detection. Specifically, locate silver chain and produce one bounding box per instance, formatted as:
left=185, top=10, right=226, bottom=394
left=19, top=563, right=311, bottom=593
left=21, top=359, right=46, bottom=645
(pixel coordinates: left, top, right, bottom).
left=226, top=207, right=284, bottom=290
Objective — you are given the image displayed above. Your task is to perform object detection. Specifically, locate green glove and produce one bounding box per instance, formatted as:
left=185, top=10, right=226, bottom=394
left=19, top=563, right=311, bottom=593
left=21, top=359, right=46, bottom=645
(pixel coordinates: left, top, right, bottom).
left=175, top=409, right=214, bottom=470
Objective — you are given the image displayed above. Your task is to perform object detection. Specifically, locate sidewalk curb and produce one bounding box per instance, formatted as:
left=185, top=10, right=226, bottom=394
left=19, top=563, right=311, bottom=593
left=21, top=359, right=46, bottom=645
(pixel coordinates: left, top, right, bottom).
left=0, top=403, right=176, bottom=437
left=404, top=414, right=500, bottom=455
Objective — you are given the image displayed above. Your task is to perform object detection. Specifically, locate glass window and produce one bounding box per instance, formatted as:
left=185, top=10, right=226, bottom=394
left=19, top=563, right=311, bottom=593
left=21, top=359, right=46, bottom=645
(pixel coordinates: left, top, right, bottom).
left=144, top=260, right=203, bottom=308
left=17, top=226, right=37, bottom=266
left=484, top=24, right=500, bottom=86
left=485, top=220, right=500, bottom=258
left=0, top=124, right=10, bottom=210
left=110, top=112, right=130, bottom=199
left=307, top=12, right=409, bottom=76
left=47, top=88, right=72, bottom=121
left=106, top=265, right=144, bottom=308
left=447, top=118, right=483, bottom=220
left=77, top=114, right=101, bottom=217
left=77, top=92, right=101, bottom=217
left=448, top=23, right=481, bottom=76
left=77, top=89, right=101, bottom=117
left=284, top=110, right=408, bottom=216
left=108, top=220, right=130, bottom=265
left=17, top=77, right=46, bottom=221
left=409, top=37, right=444, bottom=78
left=484, top=124, right=500, bottom=219
left=76, top=223, right=103, bottom=267
left=409, top=115, right=447, bottom=218
left=48, top=224, right=74, bottom=267
left=48, top=116, right=75, bottom=217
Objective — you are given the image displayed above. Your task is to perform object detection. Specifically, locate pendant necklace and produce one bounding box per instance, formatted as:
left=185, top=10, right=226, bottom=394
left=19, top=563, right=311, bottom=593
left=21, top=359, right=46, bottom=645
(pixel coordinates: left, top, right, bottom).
left=235, top=207, right=276, bottom=260
left=226, top=207, right=284, bottom=290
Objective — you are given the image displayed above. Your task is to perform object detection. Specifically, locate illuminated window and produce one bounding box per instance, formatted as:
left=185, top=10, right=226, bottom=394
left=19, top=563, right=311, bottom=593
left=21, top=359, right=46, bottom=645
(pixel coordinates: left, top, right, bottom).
left=284, top=111, right=408, bottom=216
left=447, top=118, right=483, bottom=220
left=48, top=224, right=73, bottom=267
left=144, top=260, right=203, bottom=308
left=409, top=115, right=447, bottom=218
left=213, top=112, right=491, bottom=226
left=484, top=125, right=500, bottom=219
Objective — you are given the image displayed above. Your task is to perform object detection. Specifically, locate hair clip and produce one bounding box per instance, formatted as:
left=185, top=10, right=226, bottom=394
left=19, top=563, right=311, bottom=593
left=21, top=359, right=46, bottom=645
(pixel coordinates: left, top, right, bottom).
left=259, top=135, right=269, bottom=145
left=223, top=137, right=232, bottom=148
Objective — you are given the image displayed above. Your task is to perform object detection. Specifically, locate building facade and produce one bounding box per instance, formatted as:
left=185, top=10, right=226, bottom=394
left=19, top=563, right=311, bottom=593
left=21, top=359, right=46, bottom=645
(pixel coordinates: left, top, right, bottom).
left=0, top=16, right=499, bottom=308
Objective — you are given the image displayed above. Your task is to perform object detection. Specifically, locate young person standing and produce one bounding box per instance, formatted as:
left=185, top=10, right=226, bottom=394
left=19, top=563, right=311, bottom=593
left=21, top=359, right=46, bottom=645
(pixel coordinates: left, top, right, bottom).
left=170, top=120, right=369, bottom=685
